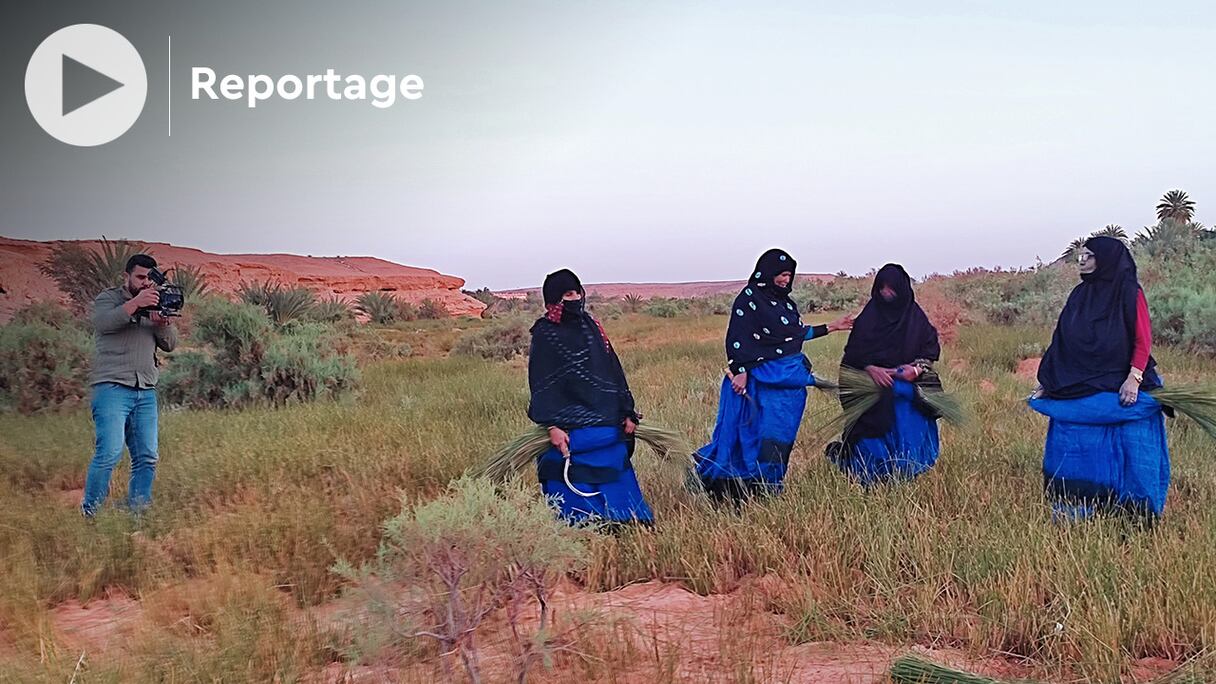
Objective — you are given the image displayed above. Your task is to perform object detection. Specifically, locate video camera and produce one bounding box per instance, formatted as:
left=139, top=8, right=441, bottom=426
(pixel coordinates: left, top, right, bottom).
left=138, top=267, right=186, bottom=317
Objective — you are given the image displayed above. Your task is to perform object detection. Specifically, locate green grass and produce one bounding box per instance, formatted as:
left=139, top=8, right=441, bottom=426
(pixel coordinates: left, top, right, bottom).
left=2, top=313, right=1216, bottom=681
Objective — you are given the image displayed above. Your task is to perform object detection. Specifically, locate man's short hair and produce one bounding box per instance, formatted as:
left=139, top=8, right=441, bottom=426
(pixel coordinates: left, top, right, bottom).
left=125, top=254, right=157, bottom=273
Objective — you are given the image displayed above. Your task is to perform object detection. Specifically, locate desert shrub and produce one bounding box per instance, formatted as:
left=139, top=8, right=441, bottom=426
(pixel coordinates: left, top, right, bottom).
left=396, top=299, right=420, bottom=322
left=588, top=300, right=623, bottom=319
left=686, top=293, right=734, bottom=316
left=1149, top=279, right=1216, bottom=354
left=1133, top=220, right=1210, bottom=260
left=483, top=295, right=536, bottom=319
left=417, top=298, right=447, bottom=320
left=941, top=265, right=1073, bottom=327
left=643, top=298, right=687, bottom=318
left=355, top=292, right=400, bottom=325
left=335, top=478, right=588, bottom=682
left=11, top=300, right=82, bottom=330
left=160, top=298, right=357, bottom=408
left=352, top=336, right=413, bottom=362
left=1136, top=240, right=1216, bottom=354
left=463, top=287, right=498, bottom=307
left=622, top=293, right=644, bottom=313
left=452, top=321, right=530, bottom=361
left=796, top=277, right=867, bottom=312
left=0, top=319, right=92, bottom=413
left=39, top=238, right=145, bottom=313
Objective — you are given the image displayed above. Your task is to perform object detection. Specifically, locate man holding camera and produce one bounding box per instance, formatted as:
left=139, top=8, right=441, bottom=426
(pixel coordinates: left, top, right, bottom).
left=81, top=254, right=178, bottom=518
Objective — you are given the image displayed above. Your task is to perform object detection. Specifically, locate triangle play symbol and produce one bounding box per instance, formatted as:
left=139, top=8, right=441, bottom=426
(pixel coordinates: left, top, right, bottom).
left=62, top=54, right=124, bottom=116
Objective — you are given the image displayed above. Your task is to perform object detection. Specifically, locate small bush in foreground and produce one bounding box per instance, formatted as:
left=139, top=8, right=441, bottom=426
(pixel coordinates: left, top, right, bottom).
left=336, top=477, right=588, bottom=683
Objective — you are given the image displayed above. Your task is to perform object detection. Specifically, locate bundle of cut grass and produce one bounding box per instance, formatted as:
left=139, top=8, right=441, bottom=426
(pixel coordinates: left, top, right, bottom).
left=835, top=365, right=967, bottom=434
left=887, top=655, right=1005, bottom=684
left=475, top=423, right=691, bottom=483
left=1149, top=385, right=1216, bottom=439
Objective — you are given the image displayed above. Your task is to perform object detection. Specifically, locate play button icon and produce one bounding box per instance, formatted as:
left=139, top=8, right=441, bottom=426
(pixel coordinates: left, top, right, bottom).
left=62, top=54, right=126, bottom=116
left=25, top=24, right=147, bottom=146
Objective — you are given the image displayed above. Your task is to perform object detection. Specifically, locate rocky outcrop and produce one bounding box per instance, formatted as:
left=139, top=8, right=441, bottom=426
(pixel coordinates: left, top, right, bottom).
left=0, top=236, right=486, bottom=320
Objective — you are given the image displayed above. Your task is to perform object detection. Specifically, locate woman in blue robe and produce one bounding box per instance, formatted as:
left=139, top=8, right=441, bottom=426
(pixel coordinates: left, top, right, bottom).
left=828, top=264, right=944, bottom=486
left=528, top=269, right=654, bottom=526
left=695, top=249, right=853, bottom=504
left=1029, top=237, right=1169, bottom=522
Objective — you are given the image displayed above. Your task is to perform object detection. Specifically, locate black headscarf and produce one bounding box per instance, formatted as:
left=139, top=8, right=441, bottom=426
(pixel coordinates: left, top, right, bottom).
left=542, top=268, right=582, bottom=306
left=843, top=264, right=940, bottom=370
left=528, top=269, right=637, bottom=429
left=841, top=264, right=941, bottom=439
left=725, top=249, right=806, bottom=375
left=1038, top=236, right=1160, bottom=399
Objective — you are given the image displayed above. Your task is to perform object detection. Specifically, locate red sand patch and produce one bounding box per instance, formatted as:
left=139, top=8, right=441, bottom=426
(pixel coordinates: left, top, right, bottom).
left=53, top=488, right=84, bottom=509
left=34, top=578, right=1186, bottom=682
left=1016, top=357, right=1041, bottom=382
left=979, top=379, right=997, bottom=395
left=317, top=579, right=1039, bottom=683
left=49, top=590, right=143, bottom=655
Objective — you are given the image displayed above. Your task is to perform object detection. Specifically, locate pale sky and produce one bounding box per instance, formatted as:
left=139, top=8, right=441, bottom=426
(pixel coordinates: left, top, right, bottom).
left=2, top=0, right=1212, bottom=289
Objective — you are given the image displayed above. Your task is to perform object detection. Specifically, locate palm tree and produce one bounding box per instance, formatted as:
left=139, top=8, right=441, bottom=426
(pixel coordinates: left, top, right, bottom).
left=168, top=263, right=210, bottom=300
left=1059, top=236, right=1088, bottom=262
left=1133, top=220, right=1205, bottom=257
left=1092, top=224, right=1128, bottom=242
left=40, top=237, right=145, bottom=313
left=1156, top=190, right=1196, bottom=223
left=356, top=291, right=400, bottom=325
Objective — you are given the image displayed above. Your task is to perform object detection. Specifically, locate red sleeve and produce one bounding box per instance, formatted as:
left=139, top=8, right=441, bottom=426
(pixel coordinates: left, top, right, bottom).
left=1131, top=289, right=1151, bottom=371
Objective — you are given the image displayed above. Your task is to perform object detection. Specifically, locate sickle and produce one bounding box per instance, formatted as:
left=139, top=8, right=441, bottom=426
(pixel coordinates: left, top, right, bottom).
left=563, top=457, right=601, bottom=498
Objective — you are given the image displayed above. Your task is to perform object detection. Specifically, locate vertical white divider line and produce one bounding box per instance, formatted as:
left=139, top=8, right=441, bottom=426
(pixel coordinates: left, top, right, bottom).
left=167, top=34, right=171, bottom=137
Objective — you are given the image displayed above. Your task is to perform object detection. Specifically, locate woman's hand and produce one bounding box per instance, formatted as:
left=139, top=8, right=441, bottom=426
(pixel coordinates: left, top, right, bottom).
left=1119, top=373, right=1141, bottom=406
left=865, top=365, right=895, bottom=388
left=623, top=417, right=637, bottom=435
left=1029, top=385, right=1044, bottom=401
left=893, top=365, right=922, bottom=381
left=730, top=370, right=748, bottom=396
left=827, top=313, right=854, bottom=333
left=548, top=427, right=571, bottom=458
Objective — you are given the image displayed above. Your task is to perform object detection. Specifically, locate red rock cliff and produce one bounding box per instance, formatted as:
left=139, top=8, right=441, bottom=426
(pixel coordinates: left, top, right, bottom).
left=0, top=236, right=486, bottom=320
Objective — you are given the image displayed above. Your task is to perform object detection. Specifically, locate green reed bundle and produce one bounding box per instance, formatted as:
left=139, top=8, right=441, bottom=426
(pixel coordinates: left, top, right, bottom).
left=475, top=423, right=690, bottom=483
left=888, top=655, right=1007, bottom=684
left=1149, top=385, right=1216, bottom=439
left=821, top=366, right=967, bottom=442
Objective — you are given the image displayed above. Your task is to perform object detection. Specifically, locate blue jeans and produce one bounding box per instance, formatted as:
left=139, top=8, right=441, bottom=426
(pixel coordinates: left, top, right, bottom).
left=82, top=383, right=159, bottom=517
